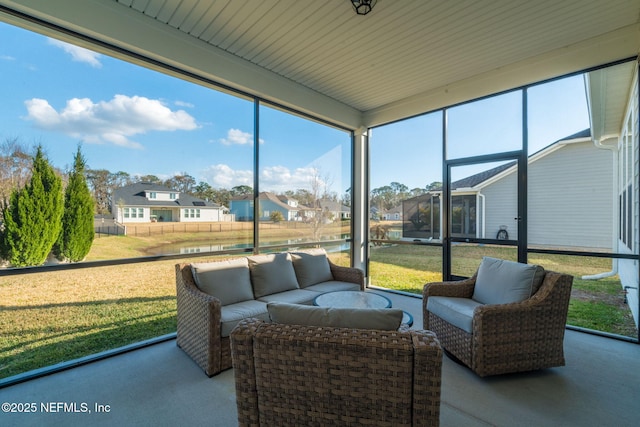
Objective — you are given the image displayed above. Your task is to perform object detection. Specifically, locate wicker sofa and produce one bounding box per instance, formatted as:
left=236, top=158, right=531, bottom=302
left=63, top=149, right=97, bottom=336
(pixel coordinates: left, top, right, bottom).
left=176, top=248, right=365, bottom=376
left=231, top=313, right=443, bottom=426
left=423, top=257, right=573, bottom=377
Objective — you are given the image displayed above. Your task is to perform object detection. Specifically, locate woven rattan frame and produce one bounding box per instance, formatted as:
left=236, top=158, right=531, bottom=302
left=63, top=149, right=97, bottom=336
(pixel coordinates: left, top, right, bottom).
left=176, top=256, right=365, bottom=377
left=423, top=270, right=573, bottom=377
left=231, top=318, right=442, bottom=426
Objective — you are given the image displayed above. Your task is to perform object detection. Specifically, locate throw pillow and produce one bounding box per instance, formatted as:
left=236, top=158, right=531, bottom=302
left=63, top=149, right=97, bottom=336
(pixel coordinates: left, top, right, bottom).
left=248, top=253, right=300, bottom=298
left=291, top=248, right=334, bottom=288
left=267, top=302, right=403, bottom=330
left=191, top=257, right=254, bottom=305
left=472, top=256, right=545, bottom=305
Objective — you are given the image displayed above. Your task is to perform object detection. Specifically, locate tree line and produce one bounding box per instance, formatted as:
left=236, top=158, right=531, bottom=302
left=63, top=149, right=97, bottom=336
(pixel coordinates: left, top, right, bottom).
left=369, top=181, right=441, bottom=212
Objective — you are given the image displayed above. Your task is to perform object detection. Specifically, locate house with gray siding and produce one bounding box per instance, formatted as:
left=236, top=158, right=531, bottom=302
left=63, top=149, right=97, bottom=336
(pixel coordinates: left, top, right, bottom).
left=403, top=129, right=614, bottom=250
left=229, top=192, right=304, bottom=221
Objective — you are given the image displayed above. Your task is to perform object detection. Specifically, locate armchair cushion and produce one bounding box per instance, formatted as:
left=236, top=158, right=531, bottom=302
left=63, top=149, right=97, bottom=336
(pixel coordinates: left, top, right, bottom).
left=472, top=257, right=545, bottom=305
left=191, top=257, right=254, bottom=305
left=291, top=248, right=334, bottom=287
left=248, top=253, right=299, bottom=298
left=267, top=302, right=403, bottom=330
left=426, top=296, right=482, bottom=333
left=220, top=300, right=270, bottom=337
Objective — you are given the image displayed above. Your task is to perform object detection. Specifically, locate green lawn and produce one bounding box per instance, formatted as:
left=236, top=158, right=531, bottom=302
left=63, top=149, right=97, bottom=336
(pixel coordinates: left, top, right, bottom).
left=370, top=243, right=637, bottom=337
left=0, top=234, right=637, bottom=381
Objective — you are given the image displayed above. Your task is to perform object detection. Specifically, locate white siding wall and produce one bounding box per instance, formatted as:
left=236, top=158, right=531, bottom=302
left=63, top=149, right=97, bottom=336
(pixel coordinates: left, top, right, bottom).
left=478, top=141, right=613, bottom=249
left=481, top=174, right=518, bottom=240
left=180, top=208, right=222, bottom=222
left=528, top=141, right=613, bottom=250
left=117, top=206, right=149, bottom=223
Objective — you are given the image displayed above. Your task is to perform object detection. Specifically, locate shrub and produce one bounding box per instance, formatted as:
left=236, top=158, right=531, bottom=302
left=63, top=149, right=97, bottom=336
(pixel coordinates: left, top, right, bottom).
left=54, top=146, right=95, bottom=262
left=0, top=146, right=63, bottom=266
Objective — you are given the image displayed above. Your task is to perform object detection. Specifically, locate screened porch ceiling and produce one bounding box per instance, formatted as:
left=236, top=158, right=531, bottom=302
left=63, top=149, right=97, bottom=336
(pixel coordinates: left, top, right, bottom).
left=0, top=0, right=639, bottom=130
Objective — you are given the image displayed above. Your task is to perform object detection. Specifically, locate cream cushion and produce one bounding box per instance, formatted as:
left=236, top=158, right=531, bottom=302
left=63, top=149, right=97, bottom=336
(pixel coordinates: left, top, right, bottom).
left=472, top=257, right=545, bottom=305
left=267, top=302, right=403, bottom=330
left=248, top=253, right=300, bottom=298
left=291, top=248, right=334, bottom=288
left=191, top=257, right=254, bottom=305
left=427, top=297, right=482, bottom=333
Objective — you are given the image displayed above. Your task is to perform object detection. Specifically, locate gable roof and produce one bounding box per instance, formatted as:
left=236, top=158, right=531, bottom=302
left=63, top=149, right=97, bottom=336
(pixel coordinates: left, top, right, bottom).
left=231, top=192, right=300, bottom=211
left=112, top=182, right=222, bottom=208
left=451, top=129, right=593, bottom=190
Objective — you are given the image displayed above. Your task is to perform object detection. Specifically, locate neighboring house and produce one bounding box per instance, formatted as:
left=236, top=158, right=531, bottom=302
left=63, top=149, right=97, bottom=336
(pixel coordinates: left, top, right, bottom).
left=382, top=205, right=402, bottom=221
left=111, top=182, right=228, bottom=223
left=229, top=192, right=303, bottom=221
left=402, top=129, right=614, bottom=250
left=318, top=198, right=351, bottom=221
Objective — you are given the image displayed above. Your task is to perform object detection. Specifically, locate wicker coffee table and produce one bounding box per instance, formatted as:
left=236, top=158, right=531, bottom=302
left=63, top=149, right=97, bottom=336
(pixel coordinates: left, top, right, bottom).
left=313, top=290, right=413, bottom=326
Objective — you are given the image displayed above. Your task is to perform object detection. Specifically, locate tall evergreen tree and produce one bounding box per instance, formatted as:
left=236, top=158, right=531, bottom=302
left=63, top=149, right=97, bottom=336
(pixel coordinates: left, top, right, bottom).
left=54, top=146, right=95, bottom=262
left=0, top=146, right=63, bottom=267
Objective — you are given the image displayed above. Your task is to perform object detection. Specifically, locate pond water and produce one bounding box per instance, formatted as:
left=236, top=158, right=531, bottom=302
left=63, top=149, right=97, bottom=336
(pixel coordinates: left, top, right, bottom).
left=145, top=237, right=350, bottom=256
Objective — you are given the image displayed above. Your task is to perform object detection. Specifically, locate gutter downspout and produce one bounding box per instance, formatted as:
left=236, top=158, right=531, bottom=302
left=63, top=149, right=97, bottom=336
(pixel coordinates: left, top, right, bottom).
left=582, top=135, right=619, bottom=280
left=478, top=192, right=485, bottom=238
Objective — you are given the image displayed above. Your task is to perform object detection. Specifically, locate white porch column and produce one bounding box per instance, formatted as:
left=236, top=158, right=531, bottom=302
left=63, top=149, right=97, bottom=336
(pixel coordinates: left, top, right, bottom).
left=352, top=127, right=369, bottom=283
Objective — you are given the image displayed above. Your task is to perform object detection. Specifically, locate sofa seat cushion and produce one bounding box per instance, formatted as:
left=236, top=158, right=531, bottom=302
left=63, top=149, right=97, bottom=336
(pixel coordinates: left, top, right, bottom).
left=267, top=302, right=403, bottom=330
left=248, top=253, right=300, bottom=298
left=256, top=289, right=319, bottom=305
left=191, top=257, right=254, bottom=305
left=427, top=296, right=483, bottom=333
left=304, top=280, right=361, bottom=293
left=291, top=248, right=334, bottom=288
left=220, top=300, right=270, bottom=337
left=472, top=257, right=545, bottom=305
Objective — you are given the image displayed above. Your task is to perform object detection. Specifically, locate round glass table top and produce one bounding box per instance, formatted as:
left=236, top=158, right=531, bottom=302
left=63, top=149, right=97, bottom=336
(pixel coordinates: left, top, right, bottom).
left=313, top=290, right=392, bottom=309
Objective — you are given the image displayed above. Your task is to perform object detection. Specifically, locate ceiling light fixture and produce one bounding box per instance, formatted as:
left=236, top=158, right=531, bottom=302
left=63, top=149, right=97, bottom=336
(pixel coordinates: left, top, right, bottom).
left=351, top=0, right=377, bottom=15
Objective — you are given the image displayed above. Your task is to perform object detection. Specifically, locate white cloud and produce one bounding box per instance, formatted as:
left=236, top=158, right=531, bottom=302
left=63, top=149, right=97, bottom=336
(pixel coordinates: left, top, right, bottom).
left=219, top=128, right=265, bottom=145
left=220, top=128, right=252, bottom=145
left=200, top=164, right=332, bottom=193
left=24, top=95, right=198, bottom=149
left=1, top=55, right=15, bottom=61
left=260, top=166, right=318, bottom=193
left=48, top=38, right=102, bottom=68
left=174, top=100, right=194, bottom=108
left=202, top=164, right=253, bottom=188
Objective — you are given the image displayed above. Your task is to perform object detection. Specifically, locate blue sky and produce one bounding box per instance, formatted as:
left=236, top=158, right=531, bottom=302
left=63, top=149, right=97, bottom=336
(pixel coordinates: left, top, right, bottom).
left=0, top=22, right=350, bottom=196
left=371, top=73, right=591, bottom=189
left=1, top=21, right=589, bottom=194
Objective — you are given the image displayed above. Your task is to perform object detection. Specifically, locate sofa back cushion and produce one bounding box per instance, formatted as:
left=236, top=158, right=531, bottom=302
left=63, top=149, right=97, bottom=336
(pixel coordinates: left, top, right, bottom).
left=472, top=256, right=545, bottom=305
left=248, top=253, right=300, bottom=298
left=291, top=248, right=334, bottom=288
left=191, top=257, right=254, bottom=305
left=267, top=302, right=403, bottom=330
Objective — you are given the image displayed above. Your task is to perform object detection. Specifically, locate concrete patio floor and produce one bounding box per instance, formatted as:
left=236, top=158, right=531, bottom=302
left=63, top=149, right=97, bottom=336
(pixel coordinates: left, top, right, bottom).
left=2, top=291, right=639, bottom=427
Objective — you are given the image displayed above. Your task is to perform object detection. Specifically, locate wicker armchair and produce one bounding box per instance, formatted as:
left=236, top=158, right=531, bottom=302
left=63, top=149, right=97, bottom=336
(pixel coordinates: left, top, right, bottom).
left=231, top=318, right=443, bottom=427
left=175, top=257, right=365, bottom=377
left=423, top=269, right=573, bottom=377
